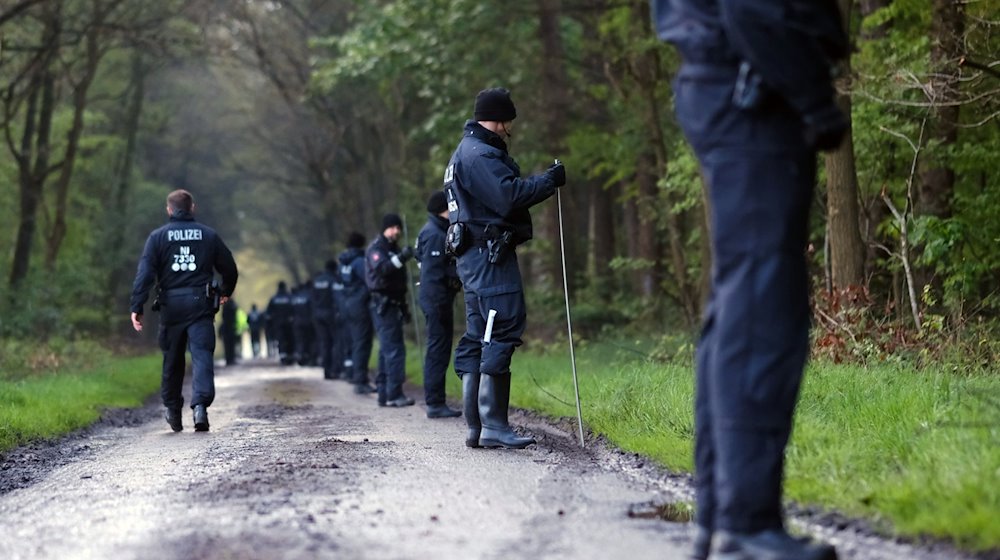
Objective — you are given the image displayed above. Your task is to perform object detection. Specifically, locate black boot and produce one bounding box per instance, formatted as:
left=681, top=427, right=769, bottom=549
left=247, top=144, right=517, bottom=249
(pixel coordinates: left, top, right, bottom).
left=426, top=404, right=462, bottom=418
left=711, top=529, right=837, bottom=560
left=164, top=408, right=183, bottom=432
left=478, top=373, right=534, bottom=449
left=460, top=372, right=481, bottom=448
left=691, top=525, right=711, bottom=560
left=193, top=404, right=209, bottom=432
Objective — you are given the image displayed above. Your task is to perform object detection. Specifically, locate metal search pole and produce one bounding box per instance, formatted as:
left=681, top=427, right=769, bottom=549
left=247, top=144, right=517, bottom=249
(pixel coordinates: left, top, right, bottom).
left=402, top=215, right=423, bottom=360
left=555, top=162, right=585, bottom=448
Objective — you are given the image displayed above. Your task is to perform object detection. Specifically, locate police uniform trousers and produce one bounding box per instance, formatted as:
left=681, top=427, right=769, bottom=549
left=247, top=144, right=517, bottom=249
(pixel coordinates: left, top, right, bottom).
left=675, top=63, right=815, bottom=534
left=158, top=290, right=217, bottom=412
left=314, top=311, right=336, bottom=379
left=370, top=299, right=406, bottom=403
left=420, top=289, right=457, bottom=406
left=453, top=247, right=526, bottom=378
left=344, top=298, right=373, bottom=385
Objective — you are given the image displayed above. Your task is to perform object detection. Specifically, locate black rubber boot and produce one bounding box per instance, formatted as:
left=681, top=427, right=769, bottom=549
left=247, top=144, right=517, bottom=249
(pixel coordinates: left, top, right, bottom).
left=691, top=525, right=711, bottom=560
left=711, top=529, right=837, bottom=560
left=193, top=404, right=209, bottom=432
left=426, top=404, right=462, bottom=419
left=460, top=372, right=481, bottom=448
left=478, top=373, right=535, bottom=449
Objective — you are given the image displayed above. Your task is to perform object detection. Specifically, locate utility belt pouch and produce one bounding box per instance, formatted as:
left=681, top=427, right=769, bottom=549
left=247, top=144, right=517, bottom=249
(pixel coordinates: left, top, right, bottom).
left=445, top=222, right=469, bottom=257
left=485, top=227, right=514, bottom=265
left=373, top=293, right=389, bottom=316
left=206, top=281, right=221, bottom=313
left=151, top=294, right=162, bottom=312
left=732, top=61, right=765, bottom=110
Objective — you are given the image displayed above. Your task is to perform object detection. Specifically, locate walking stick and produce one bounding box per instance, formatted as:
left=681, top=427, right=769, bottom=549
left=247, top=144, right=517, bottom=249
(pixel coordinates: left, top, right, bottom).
left=555, top=160, right=585, bottom=448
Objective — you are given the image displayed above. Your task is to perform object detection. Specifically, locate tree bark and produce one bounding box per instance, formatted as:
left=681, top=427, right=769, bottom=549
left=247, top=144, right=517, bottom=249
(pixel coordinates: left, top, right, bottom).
left=825, top=0, right=866, bottom=290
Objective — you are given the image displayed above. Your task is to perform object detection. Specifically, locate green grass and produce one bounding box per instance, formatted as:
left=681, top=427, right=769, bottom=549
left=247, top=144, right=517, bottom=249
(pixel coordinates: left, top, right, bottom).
left=407, top=340, right=1000, bottom=551
left=0, top=354, right=161, bottom=453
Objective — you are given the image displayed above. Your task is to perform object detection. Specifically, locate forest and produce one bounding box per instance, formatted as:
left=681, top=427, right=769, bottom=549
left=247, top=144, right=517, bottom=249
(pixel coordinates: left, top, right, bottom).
left=0, top=0, right=998, bottom=365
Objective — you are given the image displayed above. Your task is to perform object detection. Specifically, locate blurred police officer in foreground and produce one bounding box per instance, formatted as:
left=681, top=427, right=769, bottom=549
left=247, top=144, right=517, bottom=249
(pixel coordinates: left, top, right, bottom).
left=652, top=1, right=848, bottom=559
left=130, top=189, right=238, bottom=433
left=444, top=88, right=566, bottom=449
left=366, top=214, right=416, bottom=407
left=415, top=191, right=462, bottom=419
left=340, top=232, right=376, bottom=394
left=312, top=260, right=340, bottom=380
left=267, top=281, right=295, bottom=364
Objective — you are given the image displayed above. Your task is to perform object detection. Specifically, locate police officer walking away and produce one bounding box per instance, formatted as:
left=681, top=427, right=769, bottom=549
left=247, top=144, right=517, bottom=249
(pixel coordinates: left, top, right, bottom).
left=312, top=260, right=340, bottom=380
left=340, top=232, right=376, bottom=394
left=247, top=303, right=263, bottom=357
left=266, top=281, right=295, bottom=365
left=416, top=191, right=462, bottom=419
left=220, top=298, right=238, bottom=366
left=130, top=189, right=238, bottom=433
left=652, top=2, right=848, bottom=559
left=445, top=88, right=566, bottom=449
left=366, top=214, right=416, bottom=407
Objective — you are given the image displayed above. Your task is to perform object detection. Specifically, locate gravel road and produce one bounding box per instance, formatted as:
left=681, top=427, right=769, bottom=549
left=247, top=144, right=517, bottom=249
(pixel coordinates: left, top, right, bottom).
left=0, top=362, right=989, bottom=560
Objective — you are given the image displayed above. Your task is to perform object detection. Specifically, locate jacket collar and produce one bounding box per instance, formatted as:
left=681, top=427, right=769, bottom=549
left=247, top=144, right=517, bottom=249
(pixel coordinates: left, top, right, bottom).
left=169, top=210, right=195, bottom=222
left=464, top=120, right=508, bottom=153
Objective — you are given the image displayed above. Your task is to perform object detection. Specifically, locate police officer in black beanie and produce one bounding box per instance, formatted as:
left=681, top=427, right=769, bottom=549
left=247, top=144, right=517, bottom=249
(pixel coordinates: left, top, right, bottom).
left=416, top=191, right=463, bottom=419
left=366, top=213, right=416, bottom=407
left=339, top=232, right=376, bottom=393
left=445, top=87, right=566, bottom=448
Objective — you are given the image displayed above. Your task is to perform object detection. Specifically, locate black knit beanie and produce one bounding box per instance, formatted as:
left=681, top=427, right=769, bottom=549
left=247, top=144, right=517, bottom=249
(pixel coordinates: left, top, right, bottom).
left=381, top=213, right=403, bottom=230
left=347, top=231, right=365, bottom=248
left=427, top=191, right=448, bottom=214
left=474, top=87, right=517, bottom=122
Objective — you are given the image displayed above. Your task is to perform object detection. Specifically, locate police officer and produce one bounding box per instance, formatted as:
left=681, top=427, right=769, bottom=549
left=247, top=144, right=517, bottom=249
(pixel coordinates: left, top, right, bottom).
left=266, top=281, right=295, bottom=365
left=366, top=214, right=416, bottom=407
left=652, top=2, right=848, bottom=559
left=416, top=191, right=462, bottom=419
left=220, top=298, right=239, bottom=366
left=312, top=261, right=340, bottom=380
left=291, top=283, right=315, bottom=366
left=340, top=232, right=376, bottom=394
left=445, top=88, right=566, bottom=449
left=247, top=303, right=263, bottom=357
left=130, top=189, right=238, bottom=433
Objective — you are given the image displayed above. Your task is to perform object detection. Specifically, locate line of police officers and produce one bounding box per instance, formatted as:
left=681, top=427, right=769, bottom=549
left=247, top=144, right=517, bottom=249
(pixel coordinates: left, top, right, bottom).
left=133, top=0, right=848, bottom=553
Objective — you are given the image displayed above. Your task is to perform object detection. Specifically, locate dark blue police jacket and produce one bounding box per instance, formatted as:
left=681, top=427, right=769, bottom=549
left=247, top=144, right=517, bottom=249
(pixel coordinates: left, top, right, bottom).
left=416, top=213, right=459, bottom=304
left=339, top=248, right=368, bottom=308
left=365, top=234, right=408, bottom=300
left=652, top=0, right=847, bottom=116
left=130, top=210, right=237, bottom=314
left=445, top=120, right=557, bottom=247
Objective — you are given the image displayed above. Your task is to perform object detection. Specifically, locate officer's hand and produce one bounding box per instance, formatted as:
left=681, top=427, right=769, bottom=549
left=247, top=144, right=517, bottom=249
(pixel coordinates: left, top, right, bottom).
left=131, top=312, right=143, bottom=333
left=803, top=104, right=849, bottom=152
left=399, top=246, right=415, bottom=262
left=547, top=162, right=566, bottom=187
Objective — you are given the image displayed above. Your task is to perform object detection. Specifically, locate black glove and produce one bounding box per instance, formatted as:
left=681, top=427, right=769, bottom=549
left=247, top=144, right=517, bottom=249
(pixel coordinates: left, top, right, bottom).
left=399, top=246, right=414, bottom=262
left=803, top=103, right=849, bottom=152
left=547, top=162, right=566, bottom=187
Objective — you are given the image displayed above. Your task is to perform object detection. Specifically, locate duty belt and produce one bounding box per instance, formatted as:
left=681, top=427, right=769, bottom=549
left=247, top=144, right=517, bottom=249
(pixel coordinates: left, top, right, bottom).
left=162, top=286, right=204, bottom=297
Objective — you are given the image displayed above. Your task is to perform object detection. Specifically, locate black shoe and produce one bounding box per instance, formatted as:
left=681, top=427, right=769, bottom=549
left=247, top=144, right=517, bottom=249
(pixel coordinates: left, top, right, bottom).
left=711, top=529, right=837, bottom=560
left=426, top=404, right=462, bottom=419
left=164, top=408, right=183, bottom=432
left=193, top=404, right=210, bottom=432
left=461, top=372, right=481, bottom=448
left=385, top=396, right=415, bottom=407
left=691, top=525, right=711, bottom=560
left=354, top=383, right=376, bottom=395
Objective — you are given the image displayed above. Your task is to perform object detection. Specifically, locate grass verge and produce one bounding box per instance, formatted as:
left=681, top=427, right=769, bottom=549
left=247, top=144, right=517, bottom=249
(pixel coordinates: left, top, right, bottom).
left=0, top=354, right=161, bottom=454
left=409, top=339, right=1000, bottom=551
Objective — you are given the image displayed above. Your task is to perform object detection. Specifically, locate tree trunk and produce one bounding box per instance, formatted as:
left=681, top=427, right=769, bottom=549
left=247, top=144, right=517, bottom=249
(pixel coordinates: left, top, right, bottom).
left=45, top=21, right=103, bottom=269
left=10, top=67, right=55, bottom=288
left=587, top=184, right=615, bottom=301
left=825, top=0, right=865, bottom=290
left=917, top=0, right=964, bottom=220
left=104, top=51, right=148, bottom=318
left=535, top=0, right=572, bottom=293
left=635, top=153, right=661, bottom=300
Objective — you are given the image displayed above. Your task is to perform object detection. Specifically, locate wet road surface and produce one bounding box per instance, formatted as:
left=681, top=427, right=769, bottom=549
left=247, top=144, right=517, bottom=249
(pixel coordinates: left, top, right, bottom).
left=0, top=362, right=987, bottom=560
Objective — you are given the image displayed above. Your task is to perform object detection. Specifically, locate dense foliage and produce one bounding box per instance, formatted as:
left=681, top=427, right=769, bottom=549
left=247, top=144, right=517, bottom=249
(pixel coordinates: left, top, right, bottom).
left=0, top=0, right=997, bottom=363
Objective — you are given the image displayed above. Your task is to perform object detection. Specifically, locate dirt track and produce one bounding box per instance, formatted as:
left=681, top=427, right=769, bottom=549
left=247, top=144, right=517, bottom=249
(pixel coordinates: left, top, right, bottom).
left=0, top=362, right=988, bottom=560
